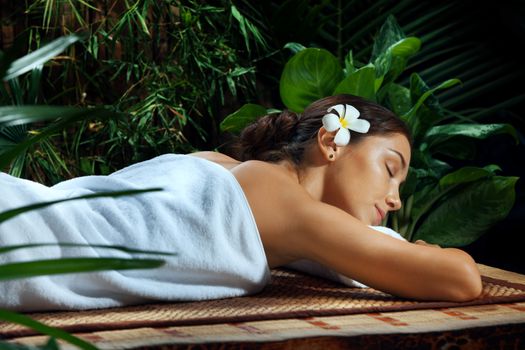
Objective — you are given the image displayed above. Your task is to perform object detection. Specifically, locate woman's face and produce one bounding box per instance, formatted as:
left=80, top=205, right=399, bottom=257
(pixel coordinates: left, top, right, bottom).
left=323, top=133, right=411, bottom=225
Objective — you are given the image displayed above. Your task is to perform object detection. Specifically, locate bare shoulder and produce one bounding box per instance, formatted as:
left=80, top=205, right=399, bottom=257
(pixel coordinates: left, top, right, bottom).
left=188, top=151, right=241, bottom=170
left=230, top=160, right=316, bottom=266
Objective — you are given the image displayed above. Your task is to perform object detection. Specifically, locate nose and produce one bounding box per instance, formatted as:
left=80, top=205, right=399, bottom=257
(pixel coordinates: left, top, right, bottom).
left=386, top=193, right=402, bottom=211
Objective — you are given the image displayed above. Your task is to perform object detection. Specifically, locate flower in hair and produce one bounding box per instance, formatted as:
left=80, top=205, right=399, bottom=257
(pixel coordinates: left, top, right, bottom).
left=322, top=104, right=371, bottom=146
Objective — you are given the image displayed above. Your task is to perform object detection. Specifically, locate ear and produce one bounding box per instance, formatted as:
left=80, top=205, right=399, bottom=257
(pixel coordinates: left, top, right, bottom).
left=317, top=127, right=343, bottom=161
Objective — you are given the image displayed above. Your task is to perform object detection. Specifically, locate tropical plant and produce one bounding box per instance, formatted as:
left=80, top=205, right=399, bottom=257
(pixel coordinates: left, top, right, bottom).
left=243, top=0, right=525, bottom=117
left=0, top=35, right=171, bottom=349
left=2, top=0, right=270, bottom=183
left=220, top=15, right=519, bottom=248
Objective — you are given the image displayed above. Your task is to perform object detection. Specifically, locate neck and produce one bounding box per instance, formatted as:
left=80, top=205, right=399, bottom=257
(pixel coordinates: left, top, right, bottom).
left=276, top=156, right=327, bottom=201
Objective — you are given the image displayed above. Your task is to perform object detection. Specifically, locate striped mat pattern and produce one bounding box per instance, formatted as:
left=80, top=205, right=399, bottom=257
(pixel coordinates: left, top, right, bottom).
left=2, top=264, right=525, bottom=339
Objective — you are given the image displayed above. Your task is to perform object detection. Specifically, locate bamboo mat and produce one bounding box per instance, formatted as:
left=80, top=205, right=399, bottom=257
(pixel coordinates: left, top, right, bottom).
left=1, top=264, right=525, bottom=339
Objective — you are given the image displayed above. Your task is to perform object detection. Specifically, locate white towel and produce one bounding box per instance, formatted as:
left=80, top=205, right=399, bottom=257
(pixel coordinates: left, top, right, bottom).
left=0, top=154, right=270, bottom=312
left=286, top=226, right=407, bottom=288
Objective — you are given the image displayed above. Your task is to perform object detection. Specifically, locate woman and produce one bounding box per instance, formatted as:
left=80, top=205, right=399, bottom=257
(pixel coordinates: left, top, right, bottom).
left=0, top=94, right=482, bottom=312
left=193, top=94, right=482, bottom=302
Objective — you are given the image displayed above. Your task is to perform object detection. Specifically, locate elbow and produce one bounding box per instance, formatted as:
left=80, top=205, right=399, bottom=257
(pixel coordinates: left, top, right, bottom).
left=448, top=250, right=483, bottom=302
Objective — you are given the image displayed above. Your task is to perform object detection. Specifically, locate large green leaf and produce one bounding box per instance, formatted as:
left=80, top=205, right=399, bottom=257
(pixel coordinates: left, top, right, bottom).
left=374, top=37, right=421, bottom=88
left=410, top=147, right=452, bottom=179
left=439, top=165, right=501, bottom=187
left=402, top=74, right=461, bottom=139
left=3, top=35, right=81, bottom=81
left=426, top=123, right=519, bottom=149
left=370, top=15, right=420, bottom=91
left=279, top=48, right=343, bottom=112
left=386, top=83, right=412, bottom=116
left=429, top=137, right=477, bottom=160
left=413, top=176, right=518, bottom=247
left=220, top=103, right=268, bottom=134
left=410, top=165, right=499, bottom=221
left=333, top=64, right=376, bottom=101
left=385, top=37, right=421, bottom=82
left=370, top=15, right=406, bottom=63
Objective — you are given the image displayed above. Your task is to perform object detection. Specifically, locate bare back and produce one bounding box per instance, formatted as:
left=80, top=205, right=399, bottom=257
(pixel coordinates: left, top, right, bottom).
left=189, top=151, right=300, bottom=266
left=189, top=152, right=482, bottom=302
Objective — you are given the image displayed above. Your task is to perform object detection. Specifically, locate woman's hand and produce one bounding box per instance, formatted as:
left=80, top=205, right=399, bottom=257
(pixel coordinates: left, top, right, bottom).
left=414, top=239, right=441, bottom=248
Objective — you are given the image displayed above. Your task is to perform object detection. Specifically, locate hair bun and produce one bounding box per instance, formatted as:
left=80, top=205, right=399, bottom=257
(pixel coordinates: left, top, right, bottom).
left=236, top=110, right=300, bottom=161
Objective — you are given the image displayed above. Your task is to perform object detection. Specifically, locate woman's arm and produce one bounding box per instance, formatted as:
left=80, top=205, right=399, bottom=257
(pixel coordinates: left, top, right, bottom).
left=232, top=160, right=482, bottom=302
left=290, top=201, right=483, bottom=302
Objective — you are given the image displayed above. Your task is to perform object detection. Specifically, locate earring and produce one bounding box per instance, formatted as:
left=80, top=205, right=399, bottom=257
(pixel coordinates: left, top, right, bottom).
left=329, top=154, right=334, bottom=159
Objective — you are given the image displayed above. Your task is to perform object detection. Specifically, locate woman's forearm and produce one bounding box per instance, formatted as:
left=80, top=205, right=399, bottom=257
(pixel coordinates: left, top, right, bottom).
left=412, top=240, right=482, bottom=301
left=440, top=247, right=483, bottom=301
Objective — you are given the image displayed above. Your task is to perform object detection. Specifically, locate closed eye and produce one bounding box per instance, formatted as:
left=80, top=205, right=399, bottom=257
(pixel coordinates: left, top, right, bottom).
left=386, top=165, right=393, bottom=177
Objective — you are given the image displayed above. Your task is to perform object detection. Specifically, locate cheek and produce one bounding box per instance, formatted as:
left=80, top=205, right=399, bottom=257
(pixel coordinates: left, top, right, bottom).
left=334, top=175, right=365, bottom=214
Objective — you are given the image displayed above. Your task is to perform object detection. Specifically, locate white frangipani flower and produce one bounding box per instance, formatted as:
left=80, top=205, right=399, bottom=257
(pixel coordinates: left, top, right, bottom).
left=322, top=104, right=371, bottom=146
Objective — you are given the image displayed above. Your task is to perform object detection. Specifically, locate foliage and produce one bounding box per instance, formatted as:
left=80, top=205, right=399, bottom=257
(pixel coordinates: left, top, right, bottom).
left=2, top=0, right=268, bottom=183
left=244, top=0, right=525, bottom=117
left=221, top=15, right=519, bottom=248
left=0, top=35, right=172, bottom=349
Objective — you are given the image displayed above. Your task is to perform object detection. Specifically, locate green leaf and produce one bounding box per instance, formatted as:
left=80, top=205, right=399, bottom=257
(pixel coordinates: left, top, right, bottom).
left=404, top=78, right=462, bottom=122
left=0, top=106, right=114, bottom=127
left=283, top=42, right=306, bottom=54
left=333, top=64, right=376, bottom=101
left=409, top=165, right=499, bottom=225
left=390, top=37, right=422, bottom=57
left=386, top=83, right=411, bottom=116
left=343, top=50, right=355, bottom=76
left=439, top=165, right=500, bottom=188
left=410, top=147, right=452, bottom=179
left=370, top=15, right=406, bottom=63
left=231, top=5, right=268, bottom=53
left=0, top=188, right=162, bottom=224
left=0, top=309, right=97, bottom=350
left=0, top=107, right=123, bottom=170
left=402, top=74, right=462, bottom=139
left=220, top=103, right=268, bottom=134
left=0, top=135, right=16, bottom=148
left=280, top=48, right=343, bottom=112
left=413, top=176, right=518, bottom=247
left=374, top=37, right=421, bottom=86
left=42, top=338, right=60, bottom=350
left=400, top=167, right=418, bottom=198
left=426, top=123, right=519, bottom=148
left=0, top=242, right=175, bottom=257
left=3, top=35, right=81, bottom=81
left=430, top=137, right=477, bottom=160
left=0, top=257, right=165, bottom=280
left=386, top=37, right=421, bottom=81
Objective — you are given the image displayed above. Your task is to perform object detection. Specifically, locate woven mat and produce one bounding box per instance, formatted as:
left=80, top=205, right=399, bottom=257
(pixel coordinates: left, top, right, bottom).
left=2, top=266, right=525, bottom=338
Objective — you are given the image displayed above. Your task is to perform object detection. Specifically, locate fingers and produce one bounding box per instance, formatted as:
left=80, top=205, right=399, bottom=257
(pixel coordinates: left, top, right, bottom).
left=415, top=239, right=441, bottom=248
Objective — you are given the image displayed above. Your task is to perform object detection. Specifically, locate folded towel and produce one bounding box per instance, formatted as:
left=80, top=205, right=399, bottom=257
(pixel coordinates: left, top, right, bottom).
left=0, top=154, right=270, bottom=312
left=286, top=226, right=407, bottom=288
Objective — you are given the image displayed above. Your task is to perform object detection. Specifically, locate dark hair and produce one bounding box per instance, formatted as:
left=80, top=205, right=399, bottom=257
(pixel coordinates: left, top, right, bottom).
left=234, top=94, right=412, bottom=166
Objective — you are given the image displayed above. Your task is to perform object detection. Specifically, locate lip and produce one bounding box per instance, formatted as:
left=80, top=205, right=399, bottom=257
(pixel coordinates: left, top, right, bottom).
left=375, top=205, right=385, bottom=224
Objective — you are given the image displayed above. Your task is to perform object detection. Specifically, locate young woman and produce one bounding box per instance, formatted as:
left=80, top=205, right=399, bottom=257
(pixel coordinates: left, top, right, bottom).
left=192, top=94, right=482, bottom=302
left=0, top=94, right=482, bottom=312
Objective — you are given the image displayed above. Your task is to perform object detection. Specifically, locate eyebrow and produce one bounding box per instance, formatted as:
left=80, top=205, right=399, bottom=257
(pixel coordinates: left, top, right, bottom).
left=387, top=148, right=407, bottom=170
